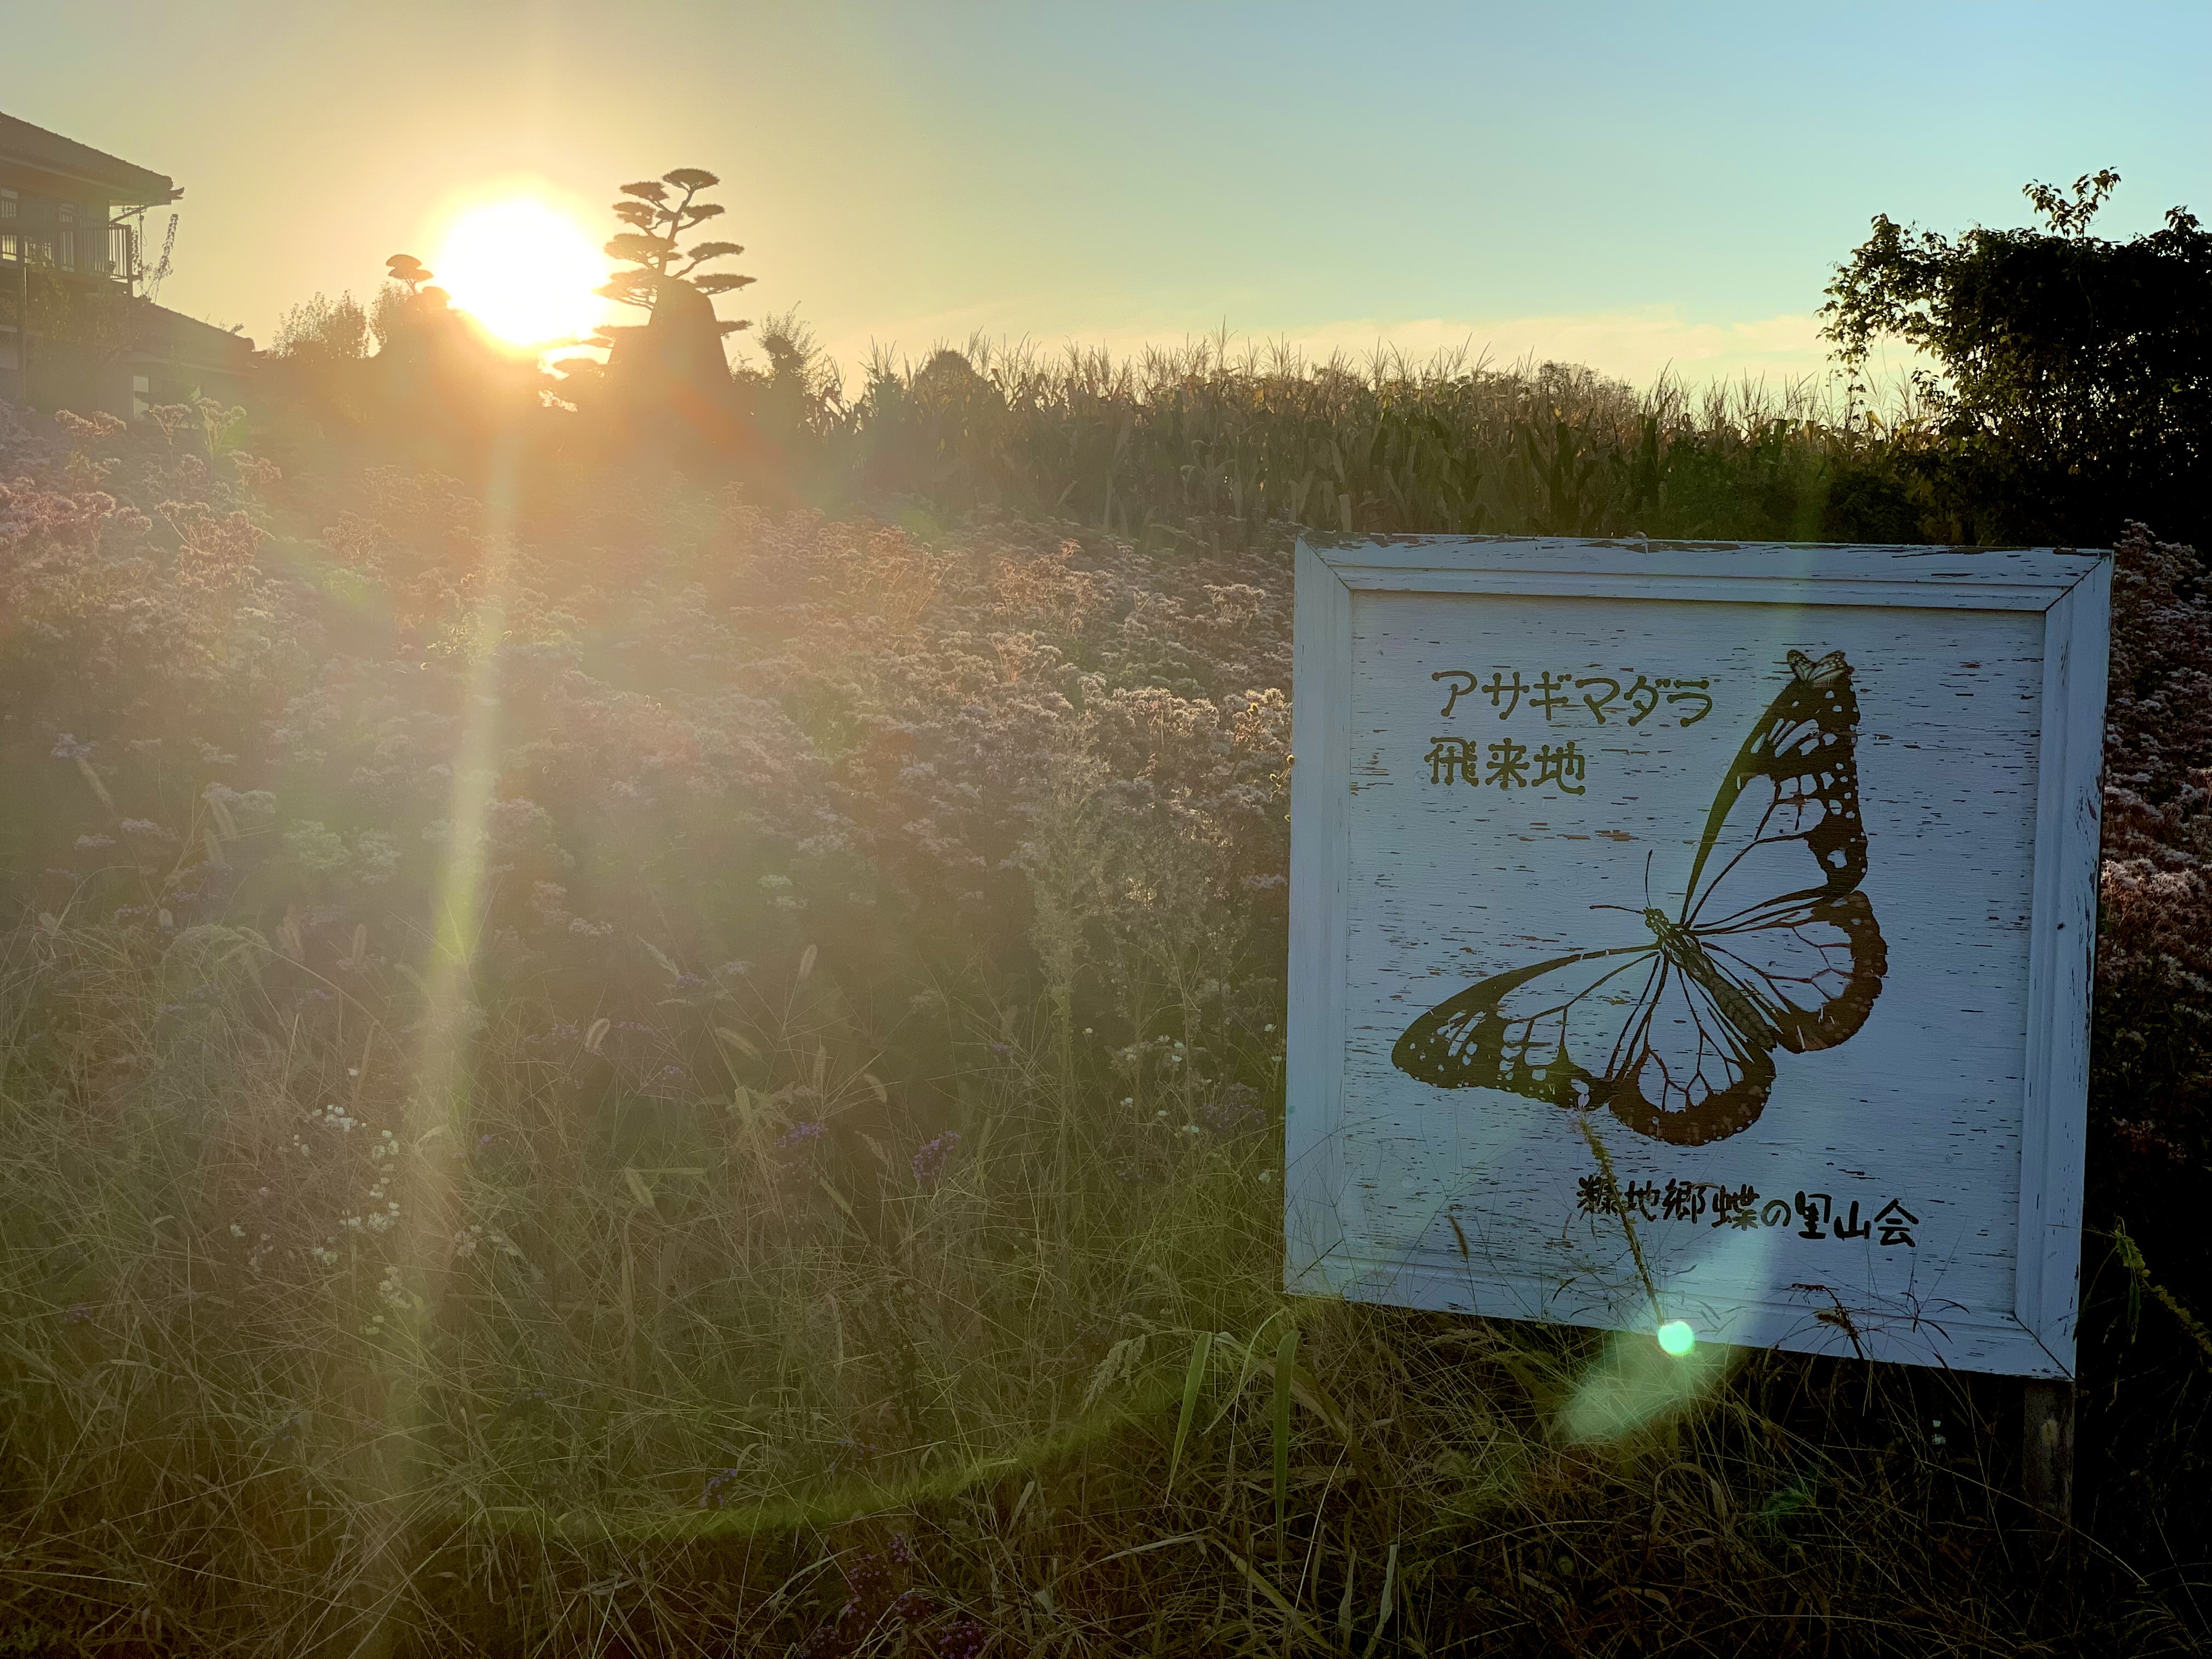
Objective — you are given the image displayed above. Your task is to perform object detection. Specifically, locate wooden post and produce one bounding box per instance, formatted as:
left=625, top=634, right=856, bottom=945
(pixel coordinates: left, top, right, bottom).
left=2022, top=1379, right=2075, bottom=1526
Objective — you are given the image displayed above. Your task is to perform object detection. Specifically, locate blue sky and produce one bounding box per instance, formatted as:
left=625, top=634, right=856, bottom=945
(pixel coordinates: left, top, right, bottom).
left=7, top=0, right=2207, bottom=389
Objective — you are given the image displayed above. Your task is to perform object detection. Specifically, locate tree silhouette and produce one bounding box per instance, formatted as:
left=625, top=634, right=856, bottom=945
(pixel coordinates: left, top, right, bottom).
left=1823, top=170, right=2210, bottom=545
left=562, top=168, right=762, bottom=462
left=592, top=168, right=754, bottom=351
left=384, top=253, right=434, bottom=296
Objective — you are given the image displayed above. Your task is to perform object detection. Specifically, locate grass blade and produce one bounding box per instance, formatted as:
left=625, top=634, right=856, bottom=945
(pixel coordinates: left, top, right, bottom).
left=1360, top=1541, right=1399, bottom=1659
left=1209, top=1535, right=1317, bottom=1641
left=1272, top=1324, right=1297, bottom=1532
left=1166, top=1330, right=1211, bottom=1496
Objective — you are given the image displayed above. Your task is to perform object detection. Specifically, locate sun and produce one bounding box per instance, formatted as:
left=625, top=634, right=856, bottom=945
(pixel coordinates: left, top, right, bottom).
left=433, top=197, right=607, bottom=348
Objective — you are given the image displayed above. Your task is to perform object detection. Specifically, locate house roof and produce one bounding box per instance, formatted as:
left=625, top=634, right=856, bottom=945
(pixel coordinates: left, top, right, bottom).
left=0, top=111, right=177, bottom=205
left=136, top=301, right=256, bottom=364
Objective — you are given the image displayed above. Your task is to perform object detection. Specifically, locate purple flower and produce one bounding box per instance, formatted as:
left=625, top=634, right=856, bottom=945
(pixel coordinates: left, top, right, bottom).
left=935, top=1617, right=988, bottom=1659
left=697, top=1466, right=749, bottom=1508
left=778, top=1121, right=828, bottom=1148
left=827, top=1433, right=878, bottom=1472
left=1200, top=1081, right=1266, bottom=1135
left=842, top=1550, right=891, bottom=1608
left=891, top=1588, right=934, bottom=1623
left=912, top=1131, right=961, bottom=1186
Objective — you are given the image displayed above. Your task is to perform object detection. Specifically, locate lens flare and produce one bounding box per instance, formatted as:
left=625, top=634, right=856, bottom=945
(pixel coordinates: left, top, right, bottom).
left=1560, top=1324, right=1731, bottom=1443
left=1656, top=1318, right=1696, bottom=1357
left=434, top=198, right=607, bottom=347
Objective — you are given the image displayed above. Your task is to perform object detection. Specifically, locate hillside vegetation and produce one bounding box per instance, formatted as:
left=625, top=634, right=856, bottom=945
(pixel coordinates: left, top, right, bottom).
left=1, top=377, right=2209, bottom=1657
left=3, top=172, right=2211, bottom=1658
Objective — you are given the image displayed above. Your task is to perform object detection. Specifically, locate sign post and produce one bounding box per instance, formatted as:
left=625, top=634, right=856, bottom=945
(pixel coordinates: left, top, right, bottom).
left=1285, top=537, right=2109, bottom=1403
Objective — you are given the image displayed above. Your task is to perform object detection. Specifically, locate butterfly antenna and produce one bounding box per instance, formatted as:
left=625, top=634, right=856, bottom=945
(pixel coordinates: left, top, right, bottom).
left=1643, top=849, right=1655, bottom=910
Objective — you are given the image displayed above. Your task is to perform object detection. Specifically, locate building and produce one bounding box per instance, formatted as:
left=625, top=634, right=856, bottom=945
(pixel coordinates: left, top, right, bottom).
left=0, top=109, right=256, bottom=416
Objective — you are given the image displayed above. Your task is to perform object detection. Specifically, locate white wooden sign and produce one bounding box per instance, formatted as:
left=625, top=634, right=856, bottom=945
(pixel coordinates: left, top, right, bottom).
left=1285, top=537, right=2109, bottom=1378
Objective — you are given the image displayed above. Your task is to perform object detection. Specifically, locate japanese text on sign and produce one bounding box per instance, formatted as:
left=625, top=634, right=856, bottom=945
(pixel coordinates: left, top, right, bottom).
left=1574, top=1174, right=1920, bottom=1246
left=1424, top=735, right=1586, bottom=793
left=1432, top=669, right=1714, bottom=727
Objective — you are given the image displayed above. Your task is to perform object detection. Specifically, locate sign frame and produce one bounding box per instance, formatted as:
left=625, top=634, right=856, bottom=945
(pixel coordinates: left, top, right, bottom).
left=1284, top=535, right=2111, bottom=1378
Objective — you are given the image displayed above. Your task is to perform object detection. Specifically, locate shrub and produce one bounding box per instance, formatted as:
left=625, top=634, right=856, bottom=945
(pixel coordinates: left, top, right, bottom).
left=1824, top=172, right=2212, bottom=549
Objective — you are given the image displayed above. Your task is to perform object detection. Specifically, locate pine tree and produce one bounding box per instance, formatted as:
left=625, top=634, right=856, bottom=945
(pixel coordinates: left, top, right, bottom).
left=592, top=168, right=754, bottom=354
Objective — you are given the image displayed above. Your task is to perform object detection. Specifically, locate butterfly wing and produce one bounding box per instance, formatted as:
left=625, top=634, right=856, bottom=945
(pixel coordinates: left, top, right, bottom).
left=1694, top=889, right=1887, bottom=1054
left=1598, top=955, right=1780, bottom=1146
left=1673, top=647, right=1886, bottom=1061
left=1681, top=648, right=1869, bottom=918
left=1392, top=945, right=1659, bottom=1109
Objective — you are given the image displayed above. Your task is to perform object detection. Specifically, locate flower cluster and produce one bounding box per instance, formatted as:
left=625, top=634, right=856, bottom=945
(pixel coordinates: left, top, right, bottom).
left=788, top=1532, right=970, bottom=1659
left=911, top=1130, right=961, bottom=1186
left=2093, top=524, right=2212, bottom=1187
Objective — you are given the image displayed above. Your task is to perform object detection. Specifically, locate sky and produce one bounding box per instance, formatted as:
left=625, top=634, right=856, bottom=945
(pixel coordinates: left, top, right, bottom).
left=6, top=0, right=2209, bottom=394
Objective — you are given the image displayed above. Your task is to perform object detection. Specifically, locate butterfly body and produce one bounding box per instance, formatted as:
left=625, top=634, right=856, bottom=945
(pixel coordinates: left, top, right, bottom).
left=1392, top=650, right=1887, bottom=1147
left=1640, top=907, right=1783, bottom=1052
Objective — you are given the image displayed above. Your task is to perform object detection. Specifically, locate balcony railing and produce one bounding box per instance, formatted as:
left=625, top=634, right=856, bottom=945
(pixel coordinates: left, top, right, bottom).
left=0, top=212, right=137, bottom=286
left=89, top=223, right=133, bottom=281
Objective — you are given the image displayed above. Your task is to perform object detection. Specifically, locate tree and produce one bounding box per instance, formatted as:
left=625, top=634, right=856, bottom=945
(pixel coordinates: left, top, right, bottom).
left=272, top=291, right=370, bottom=362
left=265, top=251, right=547, bottom=452
left=383, top=253, right=434, bottom=296
left=587, top=168, right=754, bottom=388
left=568, top=168, right=760, bottom=460
left=596, top=168, right=754, bottom=331
left=1821, top=171, right=2212, bottom=548
left=371, top=255, right=449, bottom=351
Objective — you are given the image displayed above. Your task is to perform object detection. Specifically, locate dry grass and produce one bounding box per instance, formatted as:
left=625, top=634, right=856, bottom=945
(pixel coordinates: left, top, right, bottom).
left=772, top=332, right=1939, bottom=550
left=0, top=392, right=2201, bottom=1657
left=0, top=909, right=2164, bottom=1657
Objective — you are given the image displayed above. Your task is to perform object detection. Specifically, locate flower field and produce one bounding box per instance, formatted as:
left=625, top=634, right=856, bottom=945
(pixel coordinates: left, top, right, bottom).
left=1, top=385, right=2207, bottom=1656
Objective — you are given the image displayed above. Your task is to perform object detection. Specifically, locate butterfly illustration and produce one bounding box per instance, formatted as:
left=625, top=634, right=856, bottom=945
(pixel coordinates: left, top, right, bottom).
left=1391, top=649, right=1887, bottom=1147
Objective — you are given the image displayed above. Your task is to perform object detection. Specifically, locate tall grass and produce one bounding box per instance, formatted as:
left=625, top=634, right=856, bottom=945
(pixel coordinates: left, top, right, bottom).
left=760, top=332, right=1934, bottom=548
left=0, top=909, right=2117, bottom=1656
